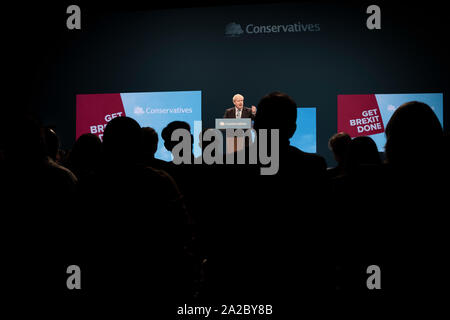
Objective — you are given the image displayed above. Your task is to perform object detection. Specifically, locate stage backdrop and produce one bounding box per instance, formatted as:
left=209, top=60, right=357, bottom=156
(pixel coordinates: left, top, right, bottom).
left=25, top=2, right=449, bottom=166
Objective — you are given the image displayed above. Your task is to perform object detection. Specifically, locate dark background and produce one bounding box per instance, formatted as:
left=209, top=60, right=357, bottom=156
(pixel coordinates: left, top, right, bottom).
left=4, top=0, right=449, bottom=166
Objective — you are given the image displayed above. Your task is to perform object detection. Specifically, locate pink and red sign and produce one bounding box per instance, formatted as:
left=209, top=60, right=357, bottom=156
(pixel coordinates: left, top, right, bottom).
left=76, top=93, right=126, bottom=141
left=76, top=91, right=202, bottom=160
left=337, top=94, right=384, bottom=137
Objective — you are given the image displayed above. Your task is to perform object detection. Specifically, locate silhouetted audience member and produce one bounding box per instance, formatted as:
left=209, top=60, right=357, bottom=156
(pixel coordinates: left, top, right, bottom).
left=385, top=101, right=445, bottom=172
left=383, top=101, right=446, bottom=219
left=327, top=132, right=351, bottom=179
left=43, top=125, right=78, bottom=188
left=253, top=90, right=328, bottom=278
left=204, top=92, right=328, bottom=308
left=160, top=121, right=199, bottom=203
left=1, top=113, right=77, bottom=299
left=345, top=136, right=381, bottom=172
left=1, top=115, right=77, bottom=196
left=141, top=126, right=196, bottom=256
left=66, top=133, right=102, bottom=182
left=331, top=135, right=385, bottom=287
left=384, top=102, right=447, bottom=211
left=43, top=127, right=59, bottom=161
left=42, top=126, right=69, bottom=164
left=384, top=101, right=449, bottom=296
left=330, top=135, right=383, bottom=202
left=78, top=116, right=192, bottom=307
left=141, top=126, right=171, bottom=170
left=161, top=121, right=195, bottom=163
left=254, top=91, right=327, bottom=178
left=336, top=101, right=448, bottom=299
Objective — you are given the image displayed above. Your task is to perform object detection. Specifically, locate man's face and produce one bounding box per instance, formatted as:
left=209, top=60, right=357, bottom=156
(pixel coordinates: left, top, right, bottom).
left=233, top=96, right=244, bottom=110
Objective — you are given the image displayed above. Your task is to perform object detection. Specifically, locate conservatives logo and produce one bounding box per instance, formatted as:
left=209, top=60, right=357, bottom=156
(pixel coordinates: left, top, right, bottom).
left=133, top=105, right=193, bottom=114
left=225, top=22, right=244, bottom=37
left=225, top=21, right=320, bottom=37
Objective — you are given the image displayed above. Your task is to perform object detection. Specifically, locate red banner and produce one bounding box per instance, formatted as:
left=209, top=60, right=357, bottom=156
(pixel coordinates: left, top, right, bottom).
left=337, top=94, right=384, bottom=137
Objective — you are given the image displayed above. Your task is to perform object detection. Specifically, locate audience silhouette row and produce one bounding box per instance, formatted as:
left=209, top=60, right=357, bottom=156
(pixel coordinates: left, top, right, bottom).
left=1, top=93, right=448, bottom=312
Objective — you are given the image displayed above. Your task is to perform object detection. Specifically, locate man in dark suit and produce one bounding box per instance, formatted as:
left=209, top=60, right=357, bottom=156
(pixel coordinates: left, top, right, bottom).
left=223, top=94, right=257, bottom=119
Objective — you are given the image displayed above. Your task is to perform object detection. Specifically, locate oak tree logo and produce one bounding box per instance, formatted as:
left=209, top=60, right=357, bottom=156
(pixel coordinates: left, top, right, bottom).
left=225, top=22, right=244, bottom=37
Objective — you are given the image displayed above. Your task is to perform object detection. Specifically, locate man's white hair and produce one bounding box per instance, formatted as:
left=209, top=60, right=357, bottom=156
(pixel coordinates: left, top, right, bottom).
left=233, top=94, right=244, bottom=103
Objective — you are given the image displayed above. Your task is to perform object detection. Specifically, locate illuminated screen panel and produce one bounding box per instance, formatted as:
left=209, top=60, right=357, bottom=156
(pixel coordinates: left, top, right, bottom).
left=338, top=93, right=443, bottom=151
left=76, top=90, right=202, bottom=161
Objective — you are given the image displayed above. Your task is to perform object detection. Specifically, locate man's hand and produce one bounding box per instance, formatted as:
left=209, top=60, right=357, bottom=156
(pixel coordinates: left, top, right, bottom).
left=251, top=105, right=257, bottom=114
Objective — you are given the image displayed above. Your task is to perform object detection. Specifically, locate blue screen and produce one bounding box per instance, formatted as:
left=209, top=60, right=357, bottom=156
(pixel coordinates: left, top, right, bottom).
left=290, top=107, right=317, bottom=153
left=121, top=91, right=202, bottom=161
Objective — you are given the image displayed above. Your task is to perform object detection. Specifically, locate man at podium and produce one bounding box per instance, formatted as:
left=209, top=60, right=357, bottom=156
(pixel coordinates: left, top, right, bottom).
left=221, top=94, right=256, bottom=153
left=223, top=94, right=257, bottom=119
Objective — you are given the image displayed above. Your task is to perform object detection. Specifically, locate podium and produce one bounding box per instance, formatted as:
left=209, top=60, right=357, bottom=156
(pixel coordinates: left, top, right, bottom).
left=215, top=118, right=253, bottom=154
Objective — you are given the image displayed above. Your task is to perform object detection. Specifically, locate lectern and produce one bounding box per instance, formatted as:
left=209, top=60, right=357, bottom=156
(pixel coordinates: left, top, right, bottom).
left=215, top=118, right=252, bottom=154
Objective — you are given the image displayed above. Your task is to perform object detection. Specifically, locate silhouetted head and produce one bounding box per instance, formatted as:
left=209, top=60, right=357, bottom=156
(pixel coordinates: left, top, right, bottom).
left=328, top=132, right=351, bottom=165
left=102, top=116, right=142, bottom=165
left=70, top=133, right=102, bottom=170
left=142, top=127, right=158, bottom=157
left=254, top=91, right=297, bottom=143
left=43, top=127, right=59, bottom=161
left=385, top=101, right=443, bottom=167
left=161, top=121, right=192, bottom=153
left=345, top=136, right=381, bottom=173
